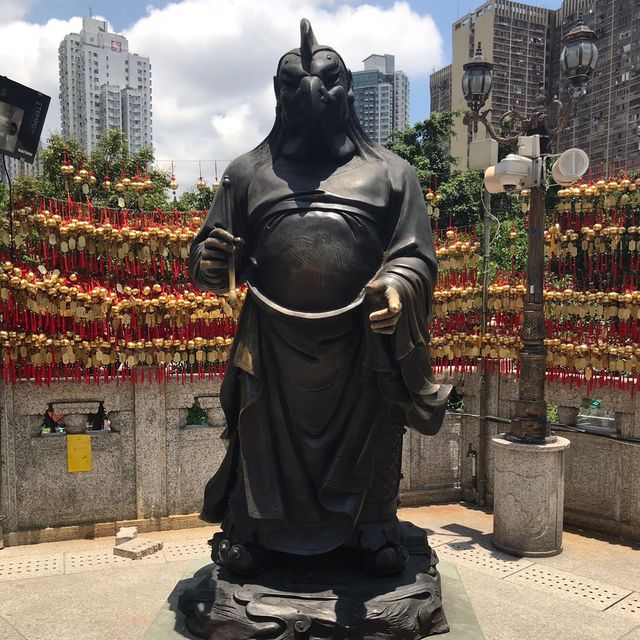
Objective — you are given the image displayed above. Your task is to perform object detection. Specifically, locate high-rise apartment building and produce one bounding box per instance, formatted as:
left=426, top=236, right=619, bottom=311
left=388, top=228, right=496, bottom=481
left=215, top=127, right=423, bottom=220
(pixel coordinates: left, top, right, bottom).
left=429, top=65, right=453, bottom=156
left=353, top=54, right=410, bottom=145
left=58, top=17, right=152, bottom=154
left=431, top=1, right=551, bottom=169
left=431, top=0, right=640, bottom=172
left=430, top=65, right=452, bottom=114
left=551, top=0, right=640, bottom=173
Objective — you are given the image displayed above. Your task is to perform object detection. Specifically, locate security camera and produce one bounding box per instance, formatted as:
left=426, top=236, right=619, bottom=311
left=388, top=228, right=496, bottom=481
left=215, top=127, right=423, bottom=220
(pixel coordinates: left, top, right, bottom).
left=484, top=154, right=536, bottom=194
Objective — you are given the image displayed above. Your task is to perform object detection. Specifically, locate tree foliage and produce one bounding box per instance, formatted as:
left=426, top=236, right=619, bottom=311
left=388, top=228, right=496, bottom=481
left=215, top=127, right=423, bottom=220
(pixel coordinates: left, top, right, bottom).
left=176, top=184, right=216, bottom=212
left=438, top=170, right=484, bottom=229
left=13, top=131, right=173, bottom=210
left=488, top=215, right=528, bottom=278
left=87, top=130, right=171, bottom=209
left=0, top=181, right=8, bottom=215
left=386, top=111, right=458, bottom=193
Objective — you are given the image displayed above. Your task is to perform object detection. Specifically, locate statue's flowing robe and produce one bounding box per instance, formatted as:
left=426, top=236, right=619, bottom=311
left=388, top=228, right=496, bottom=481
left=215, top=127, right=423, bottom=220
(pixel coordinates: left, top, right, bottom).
left=190, top=149, right=449, bottom=556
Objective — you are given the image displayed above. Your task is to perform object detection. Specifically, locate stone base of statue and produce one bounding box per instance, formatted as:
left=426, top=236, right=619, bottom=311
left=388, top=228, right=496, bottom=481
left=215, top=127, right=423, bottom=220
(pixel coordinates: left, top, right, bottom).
left=176, top=522, right=448, bottom=640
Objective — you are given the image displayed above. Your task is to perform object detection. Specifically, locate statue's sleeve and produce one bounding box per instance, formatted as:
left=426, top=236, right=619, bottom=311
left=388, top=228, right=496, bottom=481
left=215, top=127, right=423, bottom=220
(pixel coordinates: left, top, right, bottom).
left=189, top=162, right=251, bottom=293
left=364, top=157, right=451, bottom=435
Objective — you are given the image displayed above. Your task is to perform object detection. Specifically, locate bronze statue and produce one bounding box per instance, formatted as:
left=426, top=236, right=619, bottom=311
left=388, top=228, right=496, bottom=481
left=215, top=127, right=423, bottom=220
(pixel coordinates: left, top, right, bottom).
left=181, top=19, right=451, bottom=639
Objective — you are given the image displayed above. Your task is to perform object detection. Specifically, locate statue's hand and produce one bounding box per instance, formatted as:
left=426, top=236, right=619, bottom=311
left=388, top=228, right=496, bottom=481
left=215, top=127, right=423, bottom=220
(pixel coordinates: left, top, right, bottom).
left=201, top=227, right=243, bottom=276
left=366, top=279, right=402, bottom=335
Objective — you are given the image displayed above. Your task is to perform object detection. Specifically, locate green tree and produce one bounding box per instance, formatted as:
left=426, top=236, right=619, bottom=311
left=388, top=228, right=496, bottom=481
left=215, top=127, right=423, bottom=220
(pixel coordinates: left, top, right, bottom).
left=0, top=181, right=8, bottom=216
left=38, top=133, right=86, bottom=200
left=176, top=185, right=216, bottom=212
left=386, top=112, right=457, bottom=193
left=438, top=170, right=484, bottom=229
left=488, top=215, right=528, bottom=279
left=88, top=130, right=171, bottom=210
left=24, top=131, right=172, bottom=210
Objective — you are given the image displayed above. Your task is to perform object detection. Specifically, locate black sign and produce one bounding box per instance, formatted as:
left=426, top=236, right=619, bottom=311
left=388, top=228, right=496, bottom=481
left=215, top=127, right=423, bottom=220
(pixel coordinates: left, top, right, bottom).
left=0, top=76, right=50, bottom=164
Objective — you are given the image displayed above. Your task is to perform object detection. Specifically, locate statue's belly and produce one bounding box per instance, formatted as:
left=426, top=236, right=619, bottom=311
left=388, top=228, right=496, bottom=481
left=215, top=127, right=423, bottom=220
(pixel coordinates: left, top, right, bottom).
left=252, top=209, right=383, bottom=312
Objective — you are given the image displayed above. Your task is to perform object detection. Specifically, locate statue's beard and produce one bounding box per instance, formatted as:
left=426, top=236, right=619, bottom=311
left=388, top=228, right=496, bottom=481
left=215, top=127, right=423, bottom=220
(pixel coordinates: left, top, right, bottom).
left=280, top=108, right=356, bottom=162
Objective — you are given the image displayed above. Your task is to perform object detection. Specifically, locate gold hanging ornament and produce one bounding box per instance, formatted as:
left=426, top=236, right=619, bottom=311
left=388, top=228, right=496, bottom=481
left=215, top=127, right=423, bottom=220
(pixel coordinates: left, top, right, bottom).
left=60, top=151, right=75, bottom=197
left=196, top=161, right=206, bottom=191
left=425, top=188, right=437, bottom=221
left=212, top=161, right=220, bottom=192
left=169, top=161, right=178, bottom=204
left=131, top=165, right=146, bottom=208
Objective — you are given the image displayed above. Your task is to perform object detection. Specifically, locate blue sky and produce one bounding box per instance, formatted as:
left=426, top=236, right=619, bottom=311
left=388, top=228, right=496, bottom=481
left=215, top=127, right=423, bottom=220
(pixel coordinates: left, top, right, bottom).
left=1, top=0, right=566, bottom=185
left=20, top=0, right=564, bottom=123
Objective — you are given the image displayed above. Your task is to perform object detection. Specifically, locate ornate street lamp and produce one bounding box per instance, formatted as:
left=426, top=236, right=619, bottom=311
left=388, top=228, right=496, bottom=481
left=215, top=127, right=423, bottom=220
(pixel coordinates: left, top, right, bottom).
left=462, top=17, right=598, bottom=443
left=463, top=18, right=598, bottom=149
left=560, top=18, right=599, bottom=97
left=462, top=43, right=493, bottom=119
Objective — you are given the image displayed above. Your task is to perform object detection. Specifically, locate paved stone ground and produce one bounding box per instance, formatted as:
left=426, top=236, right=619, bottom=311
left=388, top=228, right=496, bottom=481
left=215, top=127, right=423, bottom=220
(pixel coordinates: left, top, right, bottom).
left=0, top=503, right=638, bottom=640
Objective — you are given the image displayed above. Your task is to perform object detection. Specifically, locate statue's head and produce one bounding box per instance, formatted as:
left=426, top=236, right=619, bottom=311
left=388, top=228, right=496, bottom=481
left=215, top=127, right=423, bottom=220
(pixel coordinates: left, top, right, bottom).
left=267, top=19, right=371, bottom=162
left=275, top=20, right=352, bottom=130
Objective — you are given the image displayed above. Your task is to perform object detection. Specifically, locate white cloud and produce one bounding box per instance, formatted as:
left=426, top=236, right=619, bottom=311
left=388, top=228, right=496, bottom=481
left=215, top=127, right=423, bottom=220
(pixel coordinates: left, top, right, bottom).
left=0, top=16, right=82, bottom=145
left=0, top=0, right=34, bottom=23
left=0, top=0, right=443, bottom=190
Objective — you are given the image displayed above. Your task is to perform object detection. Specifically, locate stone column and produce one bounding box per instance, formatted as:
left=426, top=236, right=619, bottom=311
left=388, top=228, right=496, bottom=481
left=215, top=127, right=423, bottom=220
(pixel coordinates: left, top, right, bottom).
left=492, top=435, right=570, bottom=557
left=0, top=383, right=17, bottom=541
left=133, top=377, right=167, bottom=519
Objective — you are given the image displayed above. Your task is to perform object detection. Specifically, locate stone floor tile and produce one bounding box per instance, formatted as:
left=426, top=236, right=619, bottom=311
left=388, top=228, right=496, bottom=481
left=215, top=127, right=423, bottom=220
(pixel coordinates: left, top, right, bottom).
left=0, top=554, right=64, bottom=582
left=0, top=561, right=190, bottom=640
left=435, top=538, right=534, bottom=578
left=609, top=593, right=640, bottom=622
left=0, top=615, right=27, bottom=640
left=457, top=565, right=640, bottom=640
left=505, top=564, right=632, bottom=610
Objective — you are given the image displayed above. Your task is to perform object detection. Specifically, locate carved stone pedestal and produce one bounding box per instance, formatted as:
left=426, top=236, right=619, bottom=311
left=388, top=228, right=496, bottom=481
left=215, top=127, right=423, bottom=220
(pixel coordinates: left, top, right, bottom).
left=177, top=522, right=449, bottom=640
left=492, top=435, right=571, bottom=557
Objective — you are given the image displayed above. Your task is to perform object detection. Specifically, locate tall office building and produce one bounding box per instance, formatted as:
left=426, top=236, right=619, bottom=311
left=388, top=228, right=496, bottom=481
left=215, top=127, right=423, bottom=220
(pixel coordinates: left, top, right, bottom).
left=431, top=0, right=640, bottom=172
left=430, top=65, right=452, bottom=114
left=58, top=17, right=152, bottom=154
left=429, top=65, right=453, bottom=156
left=431, top=1, right=552, bottom=169
left=551, top=0, right=640, bottom=173
left=353, top=54, right=410, bottom=145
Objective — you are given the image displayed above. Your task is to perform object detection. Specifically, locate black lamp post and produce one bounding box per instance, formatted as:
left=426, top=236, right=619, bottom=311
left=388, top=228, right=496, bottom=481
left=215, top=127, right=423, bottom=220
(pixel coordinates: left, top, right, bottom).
left=462, top=18, right=598, bottom=443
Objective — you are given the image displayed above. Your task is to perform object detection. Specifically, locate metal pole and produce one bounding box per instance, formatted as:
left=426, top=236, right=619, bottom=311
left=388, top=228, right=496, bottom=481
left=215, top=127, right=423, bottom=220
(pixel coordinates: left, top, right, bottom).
left=506, top=182, right=551, bottom=443
left=476, top=187, right=491, bottom=505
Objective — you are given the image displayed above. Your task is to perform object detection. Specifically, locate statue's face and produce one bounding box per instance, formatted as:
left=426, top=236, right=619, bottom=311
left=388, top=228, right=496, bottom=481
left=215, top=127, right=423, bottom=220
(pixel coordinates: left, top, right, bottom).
left=276, top=48, right=351, bottom=134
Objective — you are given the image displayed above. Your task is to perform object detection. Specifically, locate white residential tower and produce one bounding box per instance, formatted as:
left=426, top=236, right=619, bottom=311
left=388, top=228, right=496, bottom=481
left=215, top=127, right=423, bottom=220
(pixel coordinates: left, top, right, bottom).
left=58, top=17, right=152, bottom=154
left=353, top=54, right=410, bottom=145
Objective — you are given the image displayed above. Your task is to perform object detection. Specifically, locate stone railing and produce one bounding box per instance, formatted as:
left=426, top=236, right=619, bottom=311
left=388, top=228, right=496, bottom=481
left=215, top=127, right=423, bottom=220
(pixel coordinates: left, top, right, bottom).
left=0, top=378, right=463, bottom=545
left=454, top=372, right=640, bottom=542
left=3, top=371, right=635, bottom=545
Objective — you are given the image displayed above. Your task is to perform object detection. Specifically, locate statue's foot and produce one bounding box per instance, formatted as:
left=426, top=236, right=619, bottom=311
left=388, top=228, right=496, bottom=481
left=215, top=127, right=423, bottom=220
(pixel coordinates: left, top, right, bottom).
left=209, top=533, right=274, bottom=577
left=356, top=543, right=409, bottom=577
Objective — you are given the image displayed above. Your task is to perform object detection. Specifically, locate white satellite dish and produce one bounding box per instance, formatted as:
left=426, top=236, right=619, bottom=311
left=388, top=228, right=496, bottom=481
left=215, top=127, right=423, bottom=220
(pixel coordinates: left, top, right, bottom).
left=552, top=148, right=589, bottom=185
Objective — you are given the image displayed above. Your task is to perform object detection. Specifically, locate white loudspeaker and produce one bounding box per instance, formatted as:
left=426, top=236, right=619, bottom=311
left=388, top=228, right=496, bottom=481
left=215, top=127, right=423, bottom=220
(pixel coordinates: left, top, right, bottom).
left=552, top=148, right=589, bottom=185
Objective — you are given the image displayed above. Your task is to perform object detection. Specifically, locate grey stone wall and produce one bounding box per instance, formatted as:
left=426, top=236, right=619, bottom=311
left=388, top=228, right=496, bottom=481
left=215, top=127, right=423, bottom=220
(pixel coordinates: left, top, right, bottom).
left=0, top=377, right=461, bottom=536
left=5, top=370, right=631, bottom=543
